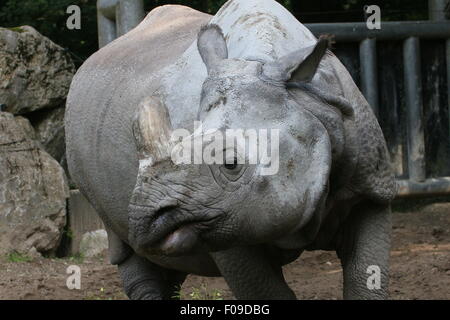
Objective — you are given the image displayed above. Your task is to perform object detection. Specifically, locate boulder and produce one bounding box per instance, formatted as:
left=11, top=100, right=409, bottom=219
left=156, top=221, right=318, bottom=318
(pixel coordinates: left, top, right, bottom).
left=0, top=112, right=69, bottom=256
left=79, top=229, right=109, bottom=258
left=30, top=107, right=66, bottom=163
left=0, top=26, right=76, bottom=114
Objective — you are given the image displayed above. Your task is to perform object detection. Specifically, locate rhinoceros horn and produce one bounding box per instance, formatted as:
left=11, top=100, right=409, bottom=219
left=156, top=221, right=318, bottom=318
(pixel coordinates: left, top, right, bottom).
left=132, top=96, right=173, bottom=162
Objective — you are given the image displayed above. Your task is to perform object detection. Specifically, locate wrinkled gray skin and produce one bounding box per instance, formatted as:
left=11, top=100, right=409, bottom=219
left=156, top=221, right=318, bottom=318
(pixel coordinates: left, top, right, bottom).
left=66, top=0, right=396, bottom=300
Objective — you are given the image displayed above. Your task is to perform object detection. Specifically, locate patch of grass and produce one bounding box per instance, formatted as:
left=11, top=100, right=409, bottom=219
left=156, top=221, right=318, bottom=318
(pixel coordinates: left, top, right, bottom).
left=172, top=289, right=182, bottom=300
left=183, top=283, right=223, bottom=300
left=64, top=228, right=74, bottom=239
left=6, top=251, right=32, bottom=263
left=85, top=287, right=110, bottom=300
left=68, top=252, right=85, bottom=264
left=7, top=27, right=25, bottom=33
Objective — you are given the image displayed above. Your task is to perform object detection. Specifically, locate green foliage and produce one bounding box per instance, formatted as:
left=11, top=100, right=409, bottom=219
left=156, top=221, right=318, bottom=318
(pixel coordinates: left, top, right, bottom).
left=6, top=251, right=33, bottom=263
left=68, top=252, right=85, bottom=264
left=64, top=228, right=74, bottom=240
left=183, top=283, right=224, bottom=300
left=7, top=26, right=26, bottom=33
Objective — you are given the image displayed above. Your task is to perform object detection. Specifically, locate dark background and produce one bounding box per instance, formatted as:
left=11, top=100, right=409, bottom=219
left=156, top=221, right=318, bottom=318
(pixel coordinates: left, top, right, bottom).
left=0, top=0, right=429, bottom=63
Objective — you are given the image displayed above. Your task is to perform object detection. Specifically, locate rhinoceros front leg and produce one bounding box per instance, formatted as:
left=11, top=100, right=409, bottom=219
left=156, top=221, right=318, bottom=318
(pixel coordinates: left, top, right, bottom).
left=211, top=246, right=296, bottom=300
left=336, top=202, right=392, bottom=300
left=118, top=253, right=186, bottom=300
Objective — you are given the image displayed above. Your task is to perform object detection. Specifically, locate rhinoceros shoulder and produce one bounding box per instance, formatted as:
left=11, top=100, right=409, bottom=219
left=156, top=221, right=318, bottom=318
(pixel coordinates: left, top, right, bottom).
left=326, top=54, right=398, bottom=203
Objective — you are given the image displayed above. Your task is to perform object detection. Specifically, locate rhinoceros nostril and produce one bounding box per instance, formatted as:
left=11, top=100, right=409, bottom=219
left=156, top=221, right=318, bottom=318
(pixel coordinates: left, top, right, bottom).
left=128, top=198, right=181, bottom=249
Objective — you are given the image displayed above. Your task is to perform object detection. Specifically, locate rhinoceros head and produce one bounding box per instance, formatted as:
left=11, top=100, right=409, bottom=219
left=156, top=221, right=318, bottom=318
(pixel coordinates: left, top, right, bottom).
left=128, top=25, right=332, bottom=256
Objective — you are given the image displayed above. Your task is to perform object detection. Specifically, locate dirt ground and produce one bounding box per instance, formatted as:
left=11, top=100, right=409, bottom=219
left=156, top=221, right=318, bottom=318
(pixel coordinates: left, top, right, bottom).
left=0, top=199, right=449, bottom=300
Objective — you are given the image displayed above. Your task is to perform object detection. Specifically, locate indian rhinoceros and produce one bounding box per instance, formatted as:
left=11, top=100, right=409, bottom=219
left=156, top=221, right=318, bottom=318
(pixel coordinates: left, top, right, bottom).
left=65, top=0, right=397, bottom=300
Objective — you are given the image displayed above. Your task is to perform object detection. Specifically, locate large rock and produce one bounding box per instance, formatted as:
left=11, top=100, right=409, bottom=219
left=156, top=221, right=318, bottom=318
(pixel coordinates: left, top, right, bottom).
left=0, top=26, right=76, bottom=114
left=30, top=107, right=66, bottom=163
left=79, top=229, right=109, bottom=258
left=0, top=112, right=69, bottom=256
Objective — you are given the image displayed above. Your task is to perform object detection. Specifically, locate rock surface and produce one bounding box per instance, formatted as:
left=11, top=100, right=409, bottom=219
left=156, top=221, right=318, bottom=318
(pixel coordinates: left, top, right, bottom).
left=79, top=229, right=109, bottom=258
left=0, top=26, right=75, bottom=114
left=30, top=107, right=66, bottom=163
left=0, top=112, right=69, bottom=256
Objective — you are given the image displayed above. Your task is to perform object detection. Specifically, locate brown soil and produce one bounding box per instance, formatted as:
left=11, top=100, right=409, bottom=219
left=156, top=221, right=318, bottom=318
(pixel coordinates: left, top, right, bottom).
left=1, top=200, right=449, bottom=300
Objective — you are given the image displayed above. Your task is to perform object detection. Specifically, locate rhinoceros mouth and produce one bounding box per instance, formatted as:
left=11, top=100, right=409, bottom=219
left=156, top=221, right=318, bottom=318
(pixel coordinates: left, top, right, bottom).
left=128, top=204, right=223, bottom=256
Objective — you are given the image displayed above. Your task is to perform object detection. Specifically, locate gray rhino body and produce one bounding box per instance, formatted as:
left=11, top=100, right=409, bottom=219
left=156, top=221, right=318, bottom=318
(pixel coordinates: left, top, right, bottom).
left=66, top=0, right=396, bottom=299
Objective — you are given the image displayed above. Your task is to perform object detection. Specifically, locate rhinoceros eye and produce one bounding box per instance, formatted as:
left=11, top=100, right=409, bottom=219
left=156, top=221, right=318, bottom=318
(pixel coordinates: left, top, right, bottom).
left=209, top=155, right=254, bottom=190
left=219, top=156, right=244, bottom=181
left=224, top=157, right=238, bottom=171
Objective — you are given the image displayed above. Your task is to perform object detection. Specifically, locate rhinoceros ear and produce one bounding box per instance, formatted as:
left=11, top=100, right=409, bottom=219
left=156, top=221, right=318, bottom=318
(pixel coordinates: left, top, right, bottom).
left=263, top=36, right=331, bottom=83
left=132, top=97, right=173, bottom=162
left=197, top=24, right=228, bottom=73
